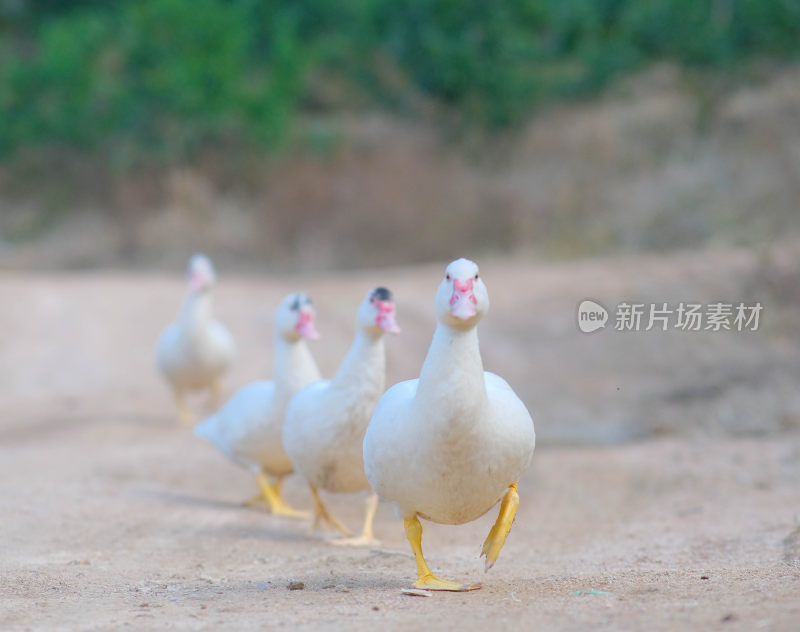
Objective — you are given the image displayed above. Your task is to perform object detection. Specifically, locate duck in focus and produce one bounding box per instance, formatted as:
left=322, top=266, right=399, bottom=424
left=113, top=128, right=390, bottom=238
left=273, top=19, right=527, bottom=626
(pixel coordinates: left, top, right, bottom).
left=363, top=258, right=535, bottom=591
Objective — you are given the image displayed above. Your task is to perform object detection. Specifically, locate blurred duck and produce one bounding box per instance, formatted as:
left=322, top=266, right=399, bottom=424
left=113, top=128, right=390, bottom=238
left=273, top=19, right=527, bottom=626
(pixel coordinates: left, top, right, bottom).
left=156, top=253, right=236, bottom=425
left=363, top=258, right=535, bottom=591
left=283, top=288, right=400, bottom=545
left=194, top=293, right=320, bottom=518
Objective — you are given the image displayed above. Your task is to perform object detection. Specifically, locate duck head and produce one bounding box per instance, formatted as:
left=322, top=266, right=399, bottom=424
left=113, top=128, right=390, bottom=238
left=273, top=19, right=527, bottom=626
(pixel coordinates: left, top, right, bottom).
left=358, top=287, right=401, bottom=338
left=275, top=292, right=320, bottom=342
left=434, top=258, right=489, bottom=330
left=187, top=253, right=216, bottom=294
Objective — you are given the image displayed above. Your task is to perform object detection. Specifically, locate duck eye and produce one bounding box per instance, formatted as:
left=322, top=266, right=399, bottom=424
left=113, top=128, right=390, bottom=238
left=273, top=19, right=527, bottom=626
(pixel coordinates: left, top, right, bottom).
left=445, top=274, right=451, bottom=281
left=474, top=274, right=479, bottom=280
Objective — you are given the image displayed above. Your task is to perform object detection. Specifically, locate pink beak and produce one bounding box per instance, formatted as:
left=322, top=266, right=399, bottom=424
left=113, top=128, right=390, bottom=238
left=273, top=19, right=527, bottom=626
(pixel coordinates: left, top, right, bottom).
left=450, top=278, right=477, bottom=319
left=295, top=310, right=320, bottom=339
left=376, top=301, right=401, bottom=334
left=189, top=272, right=207, bottom=293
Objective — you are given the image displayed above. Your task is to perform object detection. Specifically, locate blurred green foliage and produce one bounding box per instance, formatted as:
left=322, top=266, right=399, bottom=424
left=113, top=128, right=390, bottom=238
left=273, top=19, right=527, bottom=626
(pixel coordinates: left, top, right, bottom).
left=1, top=0, right=798, bottom=162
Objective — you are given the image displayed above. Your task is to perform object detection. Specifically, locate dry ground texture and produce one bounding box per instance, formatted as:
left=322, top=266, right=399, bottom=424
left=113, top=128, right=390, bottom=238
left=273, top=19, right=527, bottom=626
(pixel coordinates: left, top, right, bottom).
left=2, top=247, right=799, bottom=630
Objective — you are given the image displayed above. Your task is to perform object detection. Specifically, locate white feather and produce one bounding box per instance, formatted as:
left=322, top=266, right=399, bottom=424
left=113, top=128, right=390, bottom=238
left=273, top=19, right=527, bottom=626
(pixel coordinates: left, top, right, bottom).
left=363, top=259, right=535, bottom=524
left=156, top=254, right=235, bottom=392
left=195, top=293, right=321, bottom=477
left=283, top=289, right=393, bottom=493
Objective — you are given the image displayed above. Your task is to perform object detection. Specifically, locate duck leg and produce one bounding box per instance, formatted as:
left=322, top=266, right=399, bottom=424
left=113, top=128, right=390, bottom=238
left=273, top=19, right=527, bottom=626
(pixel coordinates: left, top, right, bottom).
left=404, top=516, right=481, bottom=591
left=330, top=492, right=380, bottom=547
left=174, top=388, right=195, bottom=426
left=254, top=472, right=310, bottom=519
left=242, top=476, right=286, bottom=509
left=243, top=475, right=288, bottom=508
left=481, top=483, right=519, bottom=571
left=308, top=485, right=352, bottom=538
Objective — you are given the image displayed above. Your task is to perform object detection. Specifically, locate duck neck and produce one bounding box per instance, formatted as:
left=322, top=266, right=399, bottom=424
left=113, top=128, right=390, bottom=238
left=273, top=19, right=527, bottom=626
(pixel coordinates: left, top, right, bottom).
left=273, top=334, right=321, bottom=401
left=179, top=291, right=212, bottom=341
left=416, top=323, right=487, bottom=413
left=331, top=329, right=386, bottom=400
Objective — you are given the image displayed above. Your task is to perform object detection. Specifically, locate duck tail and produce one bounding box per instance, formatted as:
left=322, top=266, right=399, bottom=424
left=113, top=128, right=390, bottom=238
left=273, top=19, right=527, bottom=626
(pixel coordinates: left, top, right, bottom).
left=194, top=413, right=219, bottom=443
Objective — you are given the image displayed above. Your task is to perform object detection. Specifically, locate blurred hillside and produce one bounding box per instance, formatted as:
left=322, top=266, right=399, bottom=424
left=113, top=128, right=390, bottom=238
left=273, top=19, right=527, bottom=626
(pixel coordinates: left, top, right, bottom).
left=1, top=0, right=799, bottom=269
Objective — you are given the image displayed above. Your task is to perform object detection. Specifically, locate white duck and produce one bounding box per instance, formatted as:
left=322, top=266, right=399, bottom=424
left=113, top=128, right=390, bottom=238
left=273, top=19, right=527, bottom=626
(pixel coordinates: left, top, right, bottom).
left=363, top=258, right=535, bottom=591
left=283, top=287, right=400, bottom=545
left=194, top=292, right=321, bottom=518
left=156, top=253, right=236, bottom=425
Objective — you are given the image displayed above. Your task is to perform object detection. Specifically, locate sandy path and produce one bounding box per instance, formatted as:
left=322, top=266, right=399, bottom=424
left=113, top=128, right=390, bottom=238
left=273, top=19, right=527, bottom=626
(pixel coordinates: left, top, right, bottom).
left=1, top=417, right=798, bottom=630
left=1, top=254, right=798, bottom=630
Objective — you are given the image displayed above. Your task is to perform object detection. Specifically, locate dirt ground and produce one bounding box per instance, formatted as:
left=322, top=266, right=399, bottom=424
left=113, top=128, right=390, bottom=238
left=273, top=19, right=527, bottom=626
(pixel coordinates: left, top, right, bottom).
left=1, top=251, right=799, bottom=630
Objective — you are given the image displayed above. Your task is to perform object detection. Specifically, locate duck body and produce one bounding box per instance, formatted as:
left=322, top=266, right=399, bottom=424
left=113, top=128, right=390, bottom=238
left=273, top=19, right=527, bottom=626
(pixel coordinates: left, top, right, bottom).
left=194, top=292, right=321, bottom=517
left=156, top=254, right=235, bottom=423
left=195, top=380, right=288, bottom=474
left=157, top=300, right=235, bottom=392
left=284, top=288, right=400, bottom=542
left=196, top=322, right=320, bottom=475
left=365, top=326, right=534, bottom=524
left=362, top=258, right=535, bottom=590
left=285, top=331, right=386, bottom=493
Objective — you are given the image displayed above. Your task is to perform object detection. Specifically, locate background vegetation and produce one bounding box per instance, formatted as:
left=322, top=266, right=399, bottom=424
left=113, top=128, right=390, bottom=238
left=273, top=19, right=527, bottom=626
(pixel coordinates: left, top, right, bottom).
left=2, top=0, right=799, bottom=163
left=1, top=0, right=799, bottom=270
